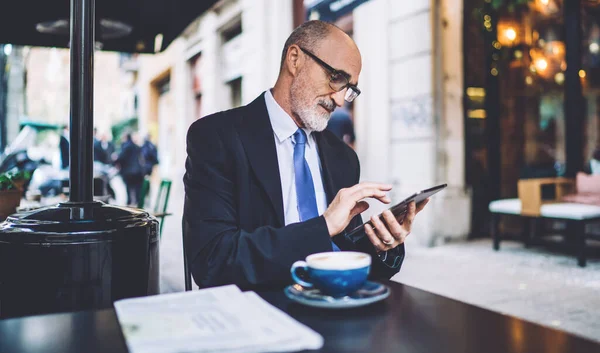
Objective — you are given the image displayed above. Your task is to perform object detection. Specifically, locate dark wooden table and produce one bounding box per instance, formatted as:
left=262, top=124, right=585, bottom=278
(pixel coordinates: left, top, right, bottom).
left=0, top=281, right=598, bottom=353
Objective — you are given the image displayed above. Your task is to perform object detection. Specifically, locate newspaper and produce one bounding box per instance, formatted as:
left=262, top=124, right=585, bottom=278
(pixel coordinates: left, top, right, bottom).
left=114, top=285, right=323, bottom=353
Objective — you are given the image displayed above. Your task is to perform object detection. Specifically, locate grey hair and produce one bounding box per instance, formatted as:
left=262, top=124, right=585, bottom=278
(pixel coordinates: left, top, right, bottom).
left=279, top=20, right=335, bottom=70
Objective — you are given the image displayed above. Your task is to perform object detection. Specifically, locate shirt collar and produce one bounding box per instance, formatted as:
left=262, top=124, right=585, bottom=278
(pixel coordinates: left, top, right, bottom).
left=264, top=89, right=313, bottom=146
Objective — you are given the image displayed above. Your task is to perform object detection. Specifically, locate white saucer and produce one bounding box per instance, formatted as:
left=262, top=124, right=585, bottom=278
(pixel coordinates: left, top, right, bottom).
left=284, top=281, right=390, bottom=309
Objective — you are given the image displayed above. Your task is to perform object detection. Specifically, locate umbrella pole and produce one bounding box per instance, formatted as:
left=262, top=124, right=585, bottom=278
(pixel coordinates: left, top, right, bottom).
left=69, top=0, right=94, bottom=204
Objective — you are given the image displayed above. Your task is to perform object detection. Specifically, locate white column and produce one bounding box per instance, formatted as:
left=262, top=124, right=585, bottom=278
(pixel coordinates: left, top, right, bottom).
left=388, top=0, right=438, bottom=245
left=436, top=0, right=471, bottom=241
left=241, top=0, right=293, bottom=103
left=354, top=0, right=470, bottom=246
left=353, top=0, right=392, bottom=218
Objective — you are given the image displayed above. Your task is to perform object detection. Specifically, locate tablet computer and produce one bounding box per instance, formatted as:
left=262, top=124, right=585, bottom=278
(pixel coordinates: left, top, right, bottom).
left=346, top=183, right=447, bottom=237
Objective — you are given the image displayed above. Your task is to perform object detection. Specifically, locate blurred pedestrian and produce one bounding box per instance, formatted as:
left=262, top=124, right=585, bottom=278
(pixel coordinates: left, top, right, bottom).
left=141, top=134, right=159, bottom=177
left=93, top=128, right=115, bottom=165
left=93, top=128, right=105, bottom=164
left=115, top=132, right=145, bottom=206
left=326, top=103, right=355, bottom=148
left=59, top=125, right=69, bottom=170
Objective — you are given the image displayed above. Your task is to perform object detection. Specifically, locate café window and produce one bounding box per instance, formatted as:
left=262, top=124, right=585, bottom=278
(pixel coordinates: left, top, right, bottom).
left=462, top=0, right=600, bottom=236
left=464, top=0, right=600, bottom=196
left=495, top=0, right=567, bottom=198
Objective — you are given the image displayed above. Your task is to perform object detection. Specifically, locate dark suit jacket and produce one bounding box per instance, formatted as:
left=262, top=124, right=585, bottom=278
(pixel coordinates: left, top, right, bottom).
left=183, top=93, right=405, bottom=291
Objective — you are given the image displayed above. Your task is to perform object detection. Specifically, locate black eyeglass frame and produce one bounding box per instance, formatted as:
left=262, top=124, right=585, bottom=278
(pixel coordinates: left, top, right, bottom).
left=299, top=47, right=361, bottom=102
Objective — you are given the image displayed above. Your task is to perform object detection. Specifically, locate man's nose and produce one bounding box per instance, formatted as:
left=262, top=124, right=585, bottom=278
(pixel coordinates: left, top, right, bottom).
left=331, top=89, right=346, bottom=107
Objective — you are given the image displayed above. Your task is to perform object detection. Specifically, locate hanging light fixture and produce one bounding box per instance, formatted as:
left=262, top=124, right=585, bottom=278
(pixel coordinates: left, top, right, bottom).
left=36, top=18, right=133, bottom=48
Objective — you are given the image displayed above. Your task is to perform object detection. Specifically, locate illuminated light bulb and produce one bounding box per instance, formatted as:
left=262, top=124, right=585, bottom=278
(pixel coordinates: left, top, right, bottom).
left=554, top=72, right=565, bottom=85
left=526, top=76, right=533, bottom=85
left=541, top=0, right=549, bottom=5
left=535, top=58, right=548, bottom=72
left=514, top=50, right=523, bottom=59
left=505, top=28, right=517, bottom=42
left=579, top=70, right=586, bottom=78
left=590, top=42, right=600, bottom=54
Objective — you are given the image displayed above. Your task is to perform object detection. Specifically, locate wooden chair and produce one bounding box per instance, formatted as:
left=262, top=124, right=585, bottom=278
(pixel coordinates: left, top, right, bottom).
left=517, top=177, right=574, bottom=216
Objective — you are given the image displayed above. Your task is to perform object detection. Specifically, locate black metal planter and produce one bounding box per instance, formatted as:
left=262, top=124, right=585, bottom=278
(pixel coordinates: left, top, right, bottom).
left=0, top=203, right=159, bottom=318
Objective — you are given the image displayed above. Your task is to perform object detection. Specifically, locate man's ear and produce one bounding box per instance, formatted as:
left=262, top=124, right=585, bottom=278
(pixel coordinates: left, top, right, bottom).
left=286, top=44, right=302, bottom=77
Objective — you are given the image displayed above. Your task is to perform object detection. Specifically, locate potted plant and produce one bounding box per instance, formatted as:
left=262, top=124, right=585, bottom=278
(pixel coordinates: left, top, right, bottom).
left=0, top=170, right=31, bottom=220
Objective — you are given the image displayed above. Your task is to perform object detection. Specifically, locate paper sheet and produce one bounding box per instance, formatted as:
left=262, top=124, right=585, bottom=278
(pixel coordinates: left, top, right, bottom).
left=114, top=285, right=323, bottom=353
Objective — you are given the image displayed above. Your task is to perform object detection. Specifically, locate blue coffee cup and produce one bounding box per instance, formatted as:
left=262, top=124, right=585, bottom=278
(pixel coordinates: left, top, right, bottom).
left=290, top=251, right=371, bottom=297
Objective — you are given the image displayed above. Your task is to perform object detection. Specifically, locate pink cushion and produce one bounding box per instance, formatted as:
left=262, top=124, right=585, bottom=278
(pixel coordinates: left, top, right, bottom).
left=561, top=173, right=600, bottom=206
left=576, top=172, right=600, bottom=194
left=562, top=194, right=600, bottom=206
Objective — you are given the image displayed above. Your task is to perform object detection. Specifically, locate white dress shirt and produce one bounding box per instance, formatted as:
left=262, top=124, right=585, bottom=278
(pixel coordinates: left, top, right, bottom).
left=264, top=90, right=328, bottom=226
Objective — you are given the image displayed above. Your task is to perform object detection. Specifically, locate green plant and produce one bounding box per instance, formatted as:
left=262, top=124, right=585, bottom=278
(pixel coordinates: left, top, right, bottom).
left=489, top=0, right=532, bottom=12
left=0, top=170, right=31, bottom=192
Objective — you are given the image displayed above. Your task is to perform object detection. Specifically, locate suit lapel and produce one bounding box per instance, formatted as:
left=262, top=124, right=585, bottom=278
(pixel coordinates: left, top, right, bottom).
left=238, top=94, right=285, bottom=227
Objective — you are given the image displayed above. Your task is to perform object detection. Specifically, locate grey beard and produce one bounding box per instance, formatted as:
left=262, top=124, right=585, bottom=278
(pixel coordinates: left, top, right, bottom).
left=299, top=109, right=330, bottom=132
left=290, top=94, right=330, bottom=133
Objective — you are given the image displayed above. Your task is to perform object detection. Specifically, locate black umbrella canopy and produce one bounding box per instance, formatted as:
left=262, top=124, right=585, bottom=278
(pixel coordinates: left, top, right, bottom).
left=0, top=0, right=219, bottom=53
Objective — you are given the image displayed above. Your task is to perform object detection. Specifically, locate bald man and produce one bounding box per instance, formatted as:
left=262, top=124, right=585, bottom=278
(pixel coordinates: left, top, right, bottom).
left=183, top=21, right=429, bottom=290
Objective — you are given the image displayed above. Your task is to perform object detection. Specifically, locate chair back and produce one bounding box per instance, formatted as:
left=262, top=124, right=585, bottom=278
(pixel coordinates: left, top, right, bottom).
left=155, top=180, right=172, bottom=214
left=137, top=177, right=151, bottom=209
left=182, top=218, right=192, bottom=291
left=155, top=179, right=172, bottom=236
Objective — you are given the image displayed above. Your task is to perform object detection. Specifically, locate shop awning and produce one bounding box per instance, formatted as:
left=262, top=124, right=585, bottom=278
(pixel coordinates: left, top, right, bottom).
left=0, top=0, right=220, bottom=53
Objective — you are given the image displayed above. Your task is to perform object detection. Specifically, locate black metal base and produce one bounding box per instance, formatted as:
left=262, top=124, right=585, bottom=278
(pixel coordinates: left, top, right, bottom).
left=0, top=202, right=159, bottom=319
left=491, top=213, right=594, bottom=268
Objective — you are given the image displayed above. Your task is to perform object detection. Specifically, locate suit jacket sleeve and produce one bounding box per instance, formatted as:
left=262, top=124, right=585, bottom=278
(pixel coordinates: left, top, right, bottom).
left=183, top=118, right=334, bottom=290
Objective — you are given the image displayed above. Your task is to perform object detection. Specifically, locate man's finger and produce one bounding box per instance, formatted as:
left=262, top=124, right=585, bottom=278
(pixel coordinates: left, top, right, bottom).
left=348, top=182, right=393, bottom=193
left=403, top=202, right=416, bottom=231
left=350, top=201, right=370, bottom=218
left=364, top=224, right=388, bottom=252
left=382, top=210, right=403, bottom=240
left=416, top=198, right=429, bottom=213
left=346, top=188, right=390, bottom=207
left=371, top=214, right=394, bottom=246
left=350, top=186, right=389, bottom=200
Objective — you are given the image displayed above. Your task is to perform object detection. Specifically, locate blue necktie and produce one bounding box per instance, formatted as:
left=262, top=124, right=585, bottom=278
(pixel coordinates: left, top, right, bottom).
left=293, top=129, right=340, bottom=252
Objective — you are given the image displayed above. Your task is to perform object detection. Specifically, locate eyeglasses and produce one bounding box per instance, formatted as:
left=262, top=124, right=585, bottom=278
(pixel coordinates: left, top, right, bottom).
left=299, top=47, right=361, bottom=102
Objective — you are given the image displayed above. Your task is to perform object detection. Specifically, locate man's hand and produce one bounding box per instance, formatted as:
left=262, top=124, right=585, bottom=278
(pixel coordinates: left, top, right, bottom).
left=323, top=182, right=392, bottom=237
left=365, top=199, right=429, bottom=252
